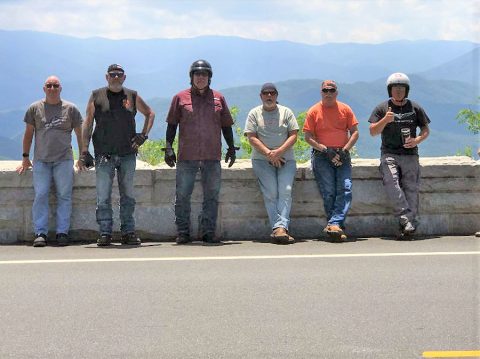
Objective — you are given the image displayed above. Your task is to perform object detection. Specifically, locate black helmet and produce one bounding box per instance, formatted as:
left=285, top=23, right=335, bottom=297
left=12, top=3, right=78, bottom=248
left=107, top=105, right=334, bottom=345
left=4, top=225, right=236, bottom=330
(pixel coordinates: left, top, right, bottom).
left=189, top=59, right=212, bottom=83
left=386, top=72, right=410, bottom=98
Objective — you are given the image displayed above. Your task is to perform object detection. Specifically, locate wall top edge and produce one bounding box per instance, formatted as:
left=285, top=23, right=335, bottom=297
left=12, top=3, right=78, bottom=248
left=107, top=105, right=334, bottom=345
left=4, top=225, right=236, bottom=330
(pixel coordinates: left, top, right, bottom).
left=0, top=156, right=477, bottom=173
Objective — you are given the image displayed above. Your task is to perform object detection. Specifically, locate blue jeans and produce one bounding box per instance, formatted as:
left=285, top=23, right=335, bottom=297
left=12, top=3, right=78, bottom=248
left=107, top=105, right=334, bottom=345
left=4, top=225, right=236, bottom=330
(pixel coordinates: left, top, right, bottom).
left=252, top=159, right=296, bottom=230
left=175, top=160, right=221, bottom=237
left=95, top=154, right=136, bottom=235
left=311, top=151, right=352, bottom=228
left=32, top=159, right=74, bottom=235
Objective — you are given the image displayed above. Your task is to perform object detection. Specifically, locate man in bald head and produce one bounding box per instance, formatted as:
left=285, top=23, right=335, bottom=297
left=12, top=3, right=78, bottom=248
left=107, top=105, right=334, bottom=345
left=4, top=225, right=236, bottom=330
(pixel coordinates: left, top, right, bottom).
left=17, top=76, right=83, bottom=247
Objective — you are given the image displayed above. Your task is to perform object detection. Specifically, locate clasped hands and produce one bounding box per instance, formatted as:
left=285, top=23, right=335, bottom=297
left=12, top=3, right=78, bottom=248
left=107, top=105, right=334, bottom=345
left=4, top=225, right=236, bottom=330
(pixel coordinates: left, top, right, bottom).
left=267, top=149, right=286, bottom=168
left=325, top=147, right=348, bottom=167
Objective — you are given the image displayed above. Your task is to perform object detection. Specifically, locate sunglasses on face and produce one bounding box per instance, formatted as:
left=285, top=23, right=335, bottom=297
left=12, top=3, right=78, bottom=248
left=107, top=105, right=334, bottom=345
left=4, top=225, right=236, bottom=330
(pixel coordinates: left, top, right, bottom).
left=261, top=91, right=277, bottom=96
left=108, top=72, right=124, bottom=78
left=322, top=88, right=336, bottom=93
left=45, top=83, right=60, bottom=89
left=194, top=71, right=209, bottom=77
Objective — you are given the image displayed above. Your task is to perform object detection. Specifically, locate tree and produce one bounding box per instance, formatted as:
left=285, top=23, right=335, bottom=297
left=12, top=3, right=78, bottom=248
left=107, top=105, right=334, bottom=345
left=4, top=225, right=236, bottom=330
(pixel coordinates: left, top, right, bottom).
left=455, top=100, right=480, bottom=157
left=232, top=106, right=253, bottom=159
left=294, top=111, right=313, bottom=162
left=456, top=104, right=480, bottom=135
left=137, top=138, right=167, bottom=165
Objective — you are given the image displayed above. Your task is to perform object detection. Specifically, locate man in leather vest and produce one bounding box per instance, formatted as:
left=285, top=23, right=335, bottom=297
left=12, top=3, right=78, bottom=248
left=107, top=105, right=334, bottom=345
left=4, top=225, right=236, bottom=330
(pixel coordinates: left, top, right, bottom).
left=164, top=59, right=238, bottom=246
left=80, top=64, right=155, bottom=246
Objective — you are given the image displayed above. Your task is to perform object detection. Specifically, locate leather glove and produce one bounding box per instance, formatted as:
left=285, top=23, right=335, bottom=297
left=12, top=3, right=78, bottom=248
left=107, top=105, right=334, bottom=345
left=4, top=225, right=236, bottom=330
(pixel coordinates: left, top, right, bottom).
left=337, top=149, right=349, bottom=163
left=225, top=146, right=240, bottom=168
left=162, top=147, right=176, bottom=167
left=79, top=151, right=95, bottom=169
left=326, top=148, right=343, bottom=167
left=131, top=133, right=148, bottom=148
left=326, top=148, right=338, bottom=162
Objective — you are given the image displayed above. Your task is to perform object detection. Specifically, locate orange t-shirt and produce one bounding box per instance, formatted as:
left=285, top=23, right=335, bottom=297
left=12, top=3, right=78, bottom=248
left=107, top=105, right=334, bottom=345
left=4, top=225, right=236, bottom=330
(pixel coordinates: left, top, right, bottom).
left=303, top=101, right=358, bottom=147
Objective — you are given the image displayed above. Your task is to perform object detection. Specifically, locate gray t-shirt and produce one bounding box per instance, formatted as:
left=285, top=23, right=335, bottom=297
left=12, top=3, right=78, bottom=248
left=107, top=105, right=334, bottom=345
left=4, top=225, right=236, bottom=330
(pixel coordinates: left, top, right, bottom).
left=244, top=104, right=299, bottom=161
left=24, top=99, right=83, bottom=162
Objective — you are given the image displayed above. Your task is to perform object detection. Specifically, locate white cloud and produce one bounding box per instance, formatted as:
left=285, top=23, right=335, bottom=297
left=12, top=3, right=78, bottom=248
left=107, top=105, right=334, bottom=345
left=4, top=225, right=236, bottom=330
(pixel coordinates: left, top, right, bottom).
left=0, top=0, right=477, bottom=44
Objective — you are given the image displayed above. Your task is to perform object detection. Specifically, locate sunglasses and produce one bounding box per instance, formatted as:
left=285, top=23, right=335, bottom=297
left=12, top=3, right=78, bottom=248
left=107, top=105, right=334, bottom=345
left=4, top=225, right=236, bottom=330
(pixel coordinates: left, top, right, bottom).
left=45, top=83, right=60, bottom=89
left=108, top=72, right=124, bottom=78
left=261, top=91, right=277, bottom=96
left=322, top=88, right=336, bottom=93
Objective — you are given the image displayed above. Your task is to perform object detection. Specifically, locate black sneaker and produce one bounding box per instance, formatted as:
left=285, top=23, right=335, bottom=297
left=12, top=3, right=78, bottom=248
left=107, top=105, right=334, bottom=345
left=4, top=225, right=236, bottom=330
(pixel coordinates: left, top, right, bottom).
left=56, top=233, right=69, bottom=247
left=97, top=234, right=112, bottom=247
left=176, top=234, right=191, bottom=245
left=33, top=233, right=47, bottom=247
left=202, top=233, right=223, bottom=246
left=121, top=232, right=141, bottom=245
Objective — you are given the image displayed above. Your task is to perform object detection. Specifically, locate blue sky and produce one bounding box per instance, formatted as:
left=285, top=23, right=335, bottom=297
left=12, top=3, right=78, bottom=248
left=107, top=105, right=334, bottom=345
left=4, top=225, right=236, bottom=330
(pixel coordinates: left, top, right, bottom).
left=0, top=0, right=478, bottom=44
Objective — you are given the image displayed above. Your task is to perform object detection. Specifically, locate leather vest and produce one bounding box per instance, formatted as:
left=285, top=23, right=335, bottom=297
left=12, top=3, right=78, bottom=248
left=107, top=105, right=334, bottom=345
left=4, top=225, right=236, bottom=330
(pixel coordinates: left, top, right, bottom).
left=92, top=87, right=137, bottom=156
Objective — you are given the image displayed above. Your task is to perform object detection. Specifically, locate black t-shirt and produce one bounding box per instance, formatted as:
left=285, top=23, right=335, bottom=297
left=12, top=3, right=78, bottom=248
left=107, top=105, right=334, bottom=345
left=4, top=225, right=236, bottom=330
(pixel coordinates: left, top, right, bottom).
left=107, top=89, right=126, bottom=110
left=368, top=99, right=430, bottom=155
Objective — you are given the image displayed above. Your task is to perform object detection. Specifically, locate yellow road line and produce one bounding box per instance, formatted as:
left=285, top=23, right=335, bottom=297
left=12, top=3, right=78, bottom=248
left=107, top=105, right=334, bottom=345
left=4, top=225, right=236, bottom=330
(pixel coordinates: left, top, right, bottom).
left=0, top=251, right=479, bottom=265
left=423, top=350, right=480, bottom=358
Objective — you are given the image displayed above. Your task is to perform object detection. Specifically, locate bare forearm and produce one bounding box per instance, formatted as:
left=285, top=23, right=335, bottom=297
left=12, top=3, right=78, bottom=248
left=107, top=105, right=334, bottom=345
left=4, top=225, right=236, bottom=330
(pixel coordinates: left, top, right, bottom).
left=416, top=126, right=429, bottom=144
left=22, top=125, right=34, bottom=154
left=343, top=128, right=359, bottom=151
left=369, top=117, right=390, bottom=136
left=82, top=100, right=95, bottom=153
left=276, top=132, right=297, bottom=154
left=141, top=112, right=155, bottom=135
left=74, top=127, right=83, bottom=154
left=82, top=125, right=92, bottom=152
left=304, top=132, right=326, bottom=151
left=137, top=96, right=155, bottom=136
left=22, top=135, right=33, bottom=154
left=248, top=136, right=270, bottom=156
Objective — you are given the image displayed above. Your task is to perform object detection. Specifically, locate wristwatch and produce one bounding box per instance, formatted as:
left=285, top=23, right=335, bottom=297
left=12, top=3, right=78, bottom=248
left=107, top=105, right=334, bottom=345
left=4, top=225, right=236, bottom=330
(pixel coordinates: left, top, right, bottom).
left=22, top=153, right=29, bottom=158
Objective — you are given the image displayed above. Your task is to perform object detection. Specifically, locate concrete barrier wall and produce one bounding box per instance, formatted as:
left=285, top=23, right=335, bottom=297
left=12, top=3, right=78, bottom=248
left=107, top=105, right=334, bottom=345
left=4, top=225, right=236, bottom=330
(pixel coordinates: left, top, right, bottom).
left=0, top=156, right=478, bottom=244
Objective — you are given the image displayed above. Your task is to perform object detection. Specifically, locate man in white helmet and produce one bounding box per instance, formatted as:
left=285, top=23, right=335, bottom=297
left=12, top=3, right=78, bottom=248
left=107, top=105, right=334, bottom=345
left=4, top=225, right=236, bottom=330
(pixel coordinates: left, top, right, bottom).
left=368, top=73, right=430, bottom=239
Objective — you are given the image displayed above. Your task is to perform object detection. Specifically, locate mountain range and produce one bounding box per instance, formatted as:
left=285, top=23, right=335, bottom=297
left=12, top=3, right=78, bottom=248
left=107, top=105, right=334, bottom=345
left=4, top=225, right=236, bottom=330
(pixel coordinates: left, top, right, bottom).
left=0, top=30, right=478, bottom=159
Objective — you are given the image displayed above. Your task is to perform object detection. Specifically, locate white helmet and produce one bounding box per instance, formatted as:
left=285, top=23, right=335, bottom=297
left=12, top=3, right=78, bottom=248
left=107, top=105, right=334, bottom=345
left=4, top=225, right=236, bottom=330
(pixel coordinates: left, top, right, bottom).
left=386, top=72, right=410, bottom=98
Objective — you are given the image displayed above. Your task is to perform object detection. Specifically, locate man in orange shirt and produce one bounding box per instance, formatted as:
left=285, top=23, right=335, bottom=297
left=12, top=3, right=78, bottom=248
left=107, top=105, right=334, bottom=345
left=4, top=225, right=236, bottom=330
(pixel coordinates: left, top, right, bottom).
left=303, top=80, right=359, bottom=241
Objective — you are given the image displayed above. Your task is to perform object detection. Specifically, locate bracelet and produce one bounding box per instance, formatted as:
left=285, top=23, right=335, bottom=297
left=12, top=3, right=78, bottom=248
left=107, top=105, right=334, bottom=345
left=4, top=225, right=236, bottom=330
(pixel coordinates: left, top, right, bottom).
left=22, top=153, right=29, bottom=158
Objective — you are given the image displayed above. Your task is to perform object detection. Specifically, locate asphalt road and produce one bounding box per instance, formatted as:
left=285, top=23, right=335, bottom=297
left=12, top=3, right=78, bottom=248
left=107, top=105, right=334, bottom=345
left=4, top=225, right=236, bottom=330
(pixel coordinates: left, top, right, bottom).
left=1, top=236, right=479, bottom=359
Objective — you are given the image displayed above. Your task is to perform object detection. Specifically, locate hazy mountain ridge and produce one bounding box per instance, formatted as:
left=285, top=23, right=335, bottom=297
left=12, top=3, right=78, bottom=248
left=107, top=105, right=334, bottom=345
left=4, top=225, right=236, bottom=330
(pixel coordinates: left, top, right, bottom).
left=1, top=30, right=478, bottom=108
left=0, top=30, right=478, bottom=159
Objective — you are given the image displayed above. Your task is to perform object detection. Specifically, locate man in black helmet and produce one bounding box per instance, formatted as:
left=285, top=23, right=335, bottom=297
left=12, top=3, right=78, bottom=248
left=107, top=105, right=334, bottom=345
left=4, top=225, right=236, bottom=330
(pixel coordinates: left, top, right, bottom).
left=369, top=72, right=430, bottom=239
left=164, top=59, right=238, bottom=245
